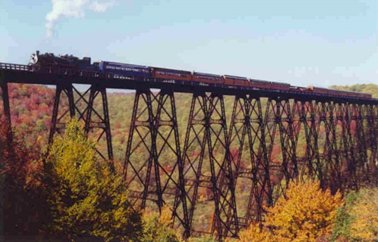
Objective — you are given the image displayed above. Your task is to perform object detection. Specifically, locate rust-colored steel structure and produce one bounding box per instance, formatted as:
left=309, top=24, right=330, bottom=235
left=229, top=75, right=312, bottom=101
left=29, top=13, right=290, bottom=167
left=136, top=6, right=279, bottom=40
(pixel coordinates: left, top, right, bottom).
left=1, top=63, right=378, bottom=240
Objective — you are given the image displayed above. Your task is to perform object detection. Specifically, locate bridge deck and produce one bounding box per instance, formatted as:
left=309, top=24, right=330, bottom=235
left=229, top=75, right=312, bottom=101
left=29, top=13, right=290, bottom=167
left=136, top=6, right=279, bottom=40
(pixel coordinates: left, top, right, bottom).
left=1, top=62, right=377, bottom=104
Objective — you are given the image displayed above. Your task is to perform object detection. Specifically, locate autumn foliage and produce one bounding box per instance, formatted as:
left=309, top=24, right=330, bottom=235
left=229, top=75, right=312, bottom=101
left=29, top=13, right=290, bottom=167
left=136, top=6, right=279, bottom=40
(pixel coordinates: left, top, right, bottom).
left=239, top=180, right=343, bottom=242
left=332, top=188, right=378, bottom=241
left=348, top=188, right=378, bottom=241
left=45, top=119, right=143, bottom=241
left=0, top=119, right=47, bottom=238
left=142, top=206, right=181, bottom=242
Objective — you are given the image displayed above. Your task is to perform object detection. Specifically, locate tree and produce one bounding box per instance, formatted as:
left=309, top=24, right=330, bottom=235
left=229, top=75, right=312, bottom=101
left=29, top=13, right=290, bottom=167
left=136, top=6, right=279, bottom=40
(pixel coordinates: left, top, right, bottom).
left=266, top=181, right=343, bottom=241
left=238, top=180, right=343, bottom=242
left=45, top=119, right=143, bottom=241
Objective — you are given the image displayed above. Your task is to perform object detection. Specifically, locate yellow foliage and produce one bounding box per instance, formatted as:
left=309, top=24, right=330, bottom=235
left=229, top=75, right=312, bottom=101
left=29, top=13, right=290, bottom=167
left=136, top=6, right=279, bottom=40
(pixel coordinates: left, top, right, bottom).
left=46, top=119, right=143, bottom=241
left=159, top=205, right=174, bottom=226
left=238, top=223, right=273, bottom=242
left=142, top=206, right=180, bottom=242
left=238, top=180, right=343, bottom=242
left=265, top=181, right=343, bottom=241
left=349, top=188, right=378, bottom=241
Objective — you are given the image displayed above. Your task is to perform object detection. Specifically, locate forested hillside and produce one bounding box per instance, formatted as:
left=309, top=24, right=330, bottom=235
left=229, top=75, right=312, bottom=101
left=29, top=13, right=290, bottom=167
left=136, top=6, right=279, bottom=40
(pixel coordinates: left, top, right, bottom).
left=331, top=83, right=378, bottom=98
left=0, top=83, right=377, bottom=160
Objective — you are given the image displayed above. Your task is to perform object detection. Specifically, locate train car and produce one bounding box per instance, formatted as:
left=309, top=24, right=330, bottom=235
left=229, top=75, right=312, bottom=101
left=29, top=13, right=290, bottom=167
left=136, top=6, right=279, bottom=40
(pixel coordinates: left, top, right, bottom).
left=310, top=87, right=331, bottom=96
left=270, top=81, right=291, bottom=92
left=331, top=89, right=372, bottom=99
left=98, top=61, right=150, bottom=79
left=361, top=93, right=372, bottom=99
left=249, top=78, right=272, bottom=89
left=223, top=75, right=249, bottom=87
left=192, top=72, right=223, bottom=85
left=151, top=67, right=192, bottom=81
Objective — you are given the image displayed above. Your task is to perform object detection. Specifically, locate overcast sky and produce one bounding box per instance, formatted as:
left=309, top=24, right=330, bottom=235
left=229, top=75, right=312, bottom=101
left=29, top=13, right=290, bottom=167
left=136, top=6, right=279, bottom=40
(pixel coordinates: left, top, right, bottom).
left=0, top=0, right=377, bottom=87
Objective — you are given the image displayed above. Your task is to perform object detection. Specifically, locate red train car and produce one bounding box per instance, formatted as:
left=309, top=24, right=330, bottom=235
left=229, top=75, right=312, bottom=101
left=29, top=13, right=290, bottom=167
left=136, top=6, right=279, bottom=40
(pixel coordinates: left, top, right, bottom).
left=192, top=72, right=223, bottom=84
left=249, top=79, right=271, bottom=89
left=270, top=81, right=290, bottom=92
left=151, top=67, right=192, bottom=81
left=223, top=75, right=249, bottom=87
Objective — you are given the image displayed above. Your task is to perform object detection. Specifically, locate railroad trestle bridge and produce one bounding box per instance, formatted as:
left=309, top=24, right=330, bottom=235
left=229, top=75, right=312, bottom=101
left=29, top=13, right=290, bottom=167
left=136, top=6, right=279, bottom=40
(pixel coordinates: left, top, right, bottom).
left=1, top=63, right=377, bottom=239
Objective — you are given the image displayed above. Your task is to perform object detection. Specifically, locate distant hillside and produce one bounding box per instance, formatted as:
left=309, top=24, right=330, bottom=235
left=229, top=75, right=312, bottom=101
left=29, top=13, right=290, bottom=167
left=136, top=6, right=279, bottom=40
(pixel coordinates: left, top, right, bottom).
left=331, top=83, right=378, bottom=98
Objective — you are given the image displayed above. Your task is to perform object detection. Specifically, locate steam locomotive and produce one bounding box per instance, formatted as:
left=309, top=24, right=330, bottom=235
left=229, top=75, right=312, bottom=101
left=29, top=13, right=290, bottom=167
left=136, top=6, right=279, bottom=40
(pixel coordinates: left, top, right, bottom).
left=29, top=51, right=372, bottom=100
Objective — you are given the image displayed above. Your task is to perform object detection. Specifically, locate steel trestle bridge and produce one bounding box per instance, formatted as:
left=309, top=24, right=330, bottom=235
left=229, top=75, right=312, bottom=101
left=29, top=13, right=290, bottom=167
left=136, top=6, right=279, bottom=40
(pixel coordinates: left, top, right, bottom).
left=1, top=62, right=378, bottom=239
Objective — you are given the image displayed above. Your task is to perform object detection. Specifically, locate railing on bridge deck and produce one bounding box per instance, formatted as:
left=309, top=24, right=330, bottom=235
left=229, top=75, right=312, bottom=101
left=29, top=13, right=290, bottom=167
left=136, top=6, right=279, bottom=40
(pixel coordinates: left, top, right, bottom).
left=0, top=62, right=31, bottom=71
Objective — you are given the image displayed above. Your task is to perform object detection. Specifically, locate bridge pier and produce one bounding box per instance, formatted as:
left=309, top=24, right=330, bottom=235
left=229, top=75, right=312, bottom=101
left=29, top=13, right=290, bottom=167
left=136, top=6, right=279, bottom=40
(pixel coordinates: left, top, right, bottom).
left=228, top=95, right=271, bottom=226
left=179, top=92, right=238, bottom=239
left=318, top=102, right=342, bottom=193
left=335, top=103, right=356, bottom=189
left=49, top=83, right=113, bottom=162
left=264, top=98, right=299, bottom=200
left=123, top=89, right=190, bottom=236
left=0, top=80, right=12, bottom=145
left=354, top=104, right=368, bottom=182
left=367, top=104, right=378, bottom=181
left=299, top=100, right=321, bottom=183
left=84, top=85, right=113, bottom=162
left=49, top=83, right=76, bottom=144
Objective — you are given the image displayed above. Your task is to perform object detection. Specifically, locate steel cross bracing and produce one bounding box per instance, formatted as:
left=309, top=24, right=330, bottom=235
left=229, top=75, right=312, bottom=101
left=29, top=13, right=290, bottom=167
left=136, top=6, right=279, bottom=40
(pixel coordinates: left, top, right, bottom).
left=122, top=89, right=190, bottom=236
left=84, top=85, right=113, bottom=162
left=172, top=92, right=238, bottom=239
left=47, top=83, right=113, bottom=161
left=299, top=101, right=322, bottom=183
left=1, top=68, right=378, bottom=240
left=228, top=95, right=272, bottom=226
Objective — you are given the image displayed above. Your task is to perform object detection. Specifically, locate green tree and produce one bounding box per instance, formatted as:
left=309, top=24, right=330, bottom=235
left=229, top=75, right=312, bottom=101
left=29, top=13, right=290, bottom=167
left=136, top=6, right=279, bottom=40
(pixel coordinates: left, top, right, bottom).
left=45, top=119, right=143, bottom=241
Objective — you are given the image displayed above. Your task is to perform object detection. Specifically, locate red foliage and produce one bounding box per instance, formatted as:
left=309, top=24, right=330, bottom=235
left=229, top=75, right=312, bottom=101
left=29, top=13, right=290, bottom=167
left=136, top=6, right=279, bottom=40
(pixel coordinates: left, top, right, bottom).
left=1, top=84, right=55, bottom=147
left=0, top=120, right=49, bottom=238
left=271, top=144, right=281, bottom=163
